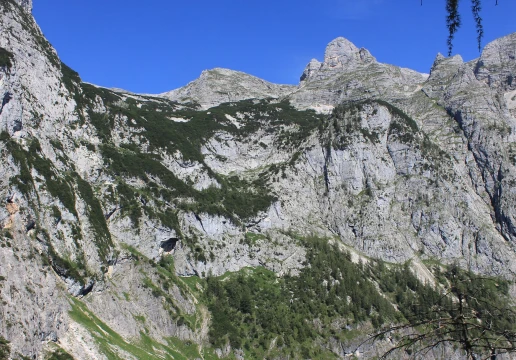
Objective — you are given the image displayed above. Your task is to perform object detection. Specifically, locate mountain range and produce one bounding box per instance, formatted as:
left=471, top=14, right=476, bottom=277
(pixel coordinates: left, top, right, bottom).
left=1, top=0, right=516, bottom=358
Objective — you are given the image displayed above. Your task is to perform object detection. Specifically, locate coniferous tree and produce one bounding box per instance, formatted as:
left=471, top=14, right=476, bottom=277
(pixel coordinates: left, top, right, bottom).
left=421, top=0, right=501, bottom=55
left=369, top=264, right=516, bottom=359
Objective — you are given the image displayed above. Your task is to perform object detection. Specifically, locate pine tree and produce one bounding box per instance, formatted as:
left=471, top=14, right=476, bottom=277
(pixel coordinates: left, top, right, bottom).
left=421, top=0, right=501, bottom=55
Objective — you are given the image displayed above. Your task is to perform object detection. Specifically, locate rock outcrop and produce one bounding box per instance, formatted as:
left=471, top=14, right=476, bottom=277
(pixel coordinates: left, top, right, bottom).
left=475, top=32, right=516, bottom=90
left=287, top=37, right=428, bottom=113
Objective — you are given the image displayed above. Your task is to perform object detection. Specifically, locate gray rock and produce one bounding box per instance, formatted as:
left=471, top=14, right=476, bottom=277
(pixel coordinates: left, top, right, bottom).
left=159, top=67, right=296, bottom=109
left=299, top=58, right=322, bottom=83
left=288, top=37, right=428, bottom=112
left=475, top=32, right=516, bottom=90
left=2, top=2, right=516, bottom=358
left=15, top=0, right=32, bottom=12
left=322, top=37, right=375, bottom=70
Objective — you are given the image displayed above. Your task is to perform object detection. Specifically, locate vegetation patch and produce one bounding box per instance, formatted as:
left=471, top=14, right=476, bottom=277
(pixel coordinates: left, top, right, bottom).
left=0, top=47, right=14, bottom=69
left=1, top=134, right=78, bottom=215
left=1, top=133, right=112, bottom=263
left=330, top=102, right=381, bottom=150
left=205, top=237, right=402, bottom=358
left=45, top=348, right=74, bottom=360
left=44, top=240, right=87, bottom=286
left=76, top=85, right=322, bottom=162
left=101, top=145, right=275, bottom=224
left=204, top=235, right=515, bottom=358
left=243, top=232, right=267, bottom=246
left=386, top=104, right=419, bottom=144
left=68, top=291, right=211, bottom=359
left=371, top=263, right=516, bottom=359
left=75, top=174, right=112, bottom=261
left=60, top=62, right=81, bottom=95
left=69, top=298, right=163, bottom=360
left=0, top=336, right=10, bottom=360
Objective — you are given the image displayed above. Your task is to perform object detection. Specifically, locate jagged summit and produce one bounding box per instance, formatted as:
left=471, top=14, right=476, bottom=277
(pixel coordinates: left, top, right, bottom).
left=429, top=53, right=464, bottom=75
left=299, top=37, right=378, bottom=85
left=324, top=37, right=360, bottom=67
left=299, top=59, right=322, bottom=83
left=160, top=37, right=424, bottom=111
left=291, top=37, right=428, bottom=111
left=299, top=37, right=375, bottom=84
left=323, top=37, right=375, bottom=69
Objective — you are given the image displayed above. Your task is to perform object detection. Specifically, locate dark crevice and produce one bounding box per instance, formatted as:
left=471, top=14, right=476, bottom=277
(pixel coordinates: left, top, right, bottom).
left=12, top=119, right=22, bottom=132
left=0, top=91, right=12, bottom=115
left=80, top=281, right=94, bottom=297
left=322, top=144, right=331, bottom=194
left=104, top=207, right=119, bottom=220
left=25, top=219, right=35, bottom=232
left=160, top=238, right=179, bottom=252
left=194, top=212, right=206, bottom=232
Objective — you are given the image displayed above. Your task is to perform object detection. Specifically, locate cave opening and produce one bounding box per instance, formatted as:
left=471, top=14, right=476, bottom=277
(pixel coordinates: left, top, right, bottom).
left=160, top=238, right=179, bottom=252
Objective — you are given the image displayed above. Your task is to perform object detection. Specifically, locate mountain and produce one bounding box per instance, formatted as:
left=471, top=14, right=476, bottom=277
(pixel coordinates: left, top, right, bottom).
left=158, top=67, right=296, bottom=109
left=2, top=0, right=516, bottom=358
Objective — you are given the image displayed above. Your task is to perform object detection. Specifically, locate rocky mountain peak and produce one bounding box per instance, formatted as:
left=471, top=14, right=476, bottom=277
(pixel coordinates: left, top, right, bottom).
left=323, top=37, right=375, bottom=69
left=297, top=37, right=379, bottom=88
left=199, top=67, right=240, bottom=78
left=160, top=67, right=295, bottom=109
left=429, top=53, right=464, bottom=75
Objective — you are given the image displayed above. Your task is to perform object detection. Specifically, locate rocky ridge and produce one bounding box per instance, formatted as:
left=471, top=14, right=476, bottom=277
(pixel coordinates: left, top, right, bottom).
left=1, top=0, right=516, bottom=358
left=159, top=67, right=296, bottom=109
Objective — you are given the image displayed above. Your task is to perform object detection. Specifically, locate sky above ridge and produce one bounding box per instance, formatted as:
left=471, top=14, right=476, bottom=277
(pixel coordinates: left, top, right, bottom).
left=33, top=0, right=515, bottom=94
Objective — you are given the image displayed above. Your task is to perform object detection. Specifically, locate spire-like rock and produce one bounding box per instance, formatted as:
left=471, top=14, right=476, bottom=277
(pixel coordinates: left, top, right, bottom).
left=429, top=53, right=463, bottom=76
left=324, top=37, right=360, bottom=68
left=322, top=37, right=375, bottom=69
left=297, top=37, right=379, bottom=86
left=300, top=59, right=322, bottom=83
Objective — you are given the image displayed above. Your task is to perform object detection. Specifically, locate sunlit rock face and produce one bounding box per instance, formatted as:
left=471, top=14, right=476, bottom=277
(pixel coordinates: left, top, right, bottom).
left=475, top=32, right=516, bottom=90
left=159, top=67, right=296, bottom=109
left=2, top=0, right=516, bottom=357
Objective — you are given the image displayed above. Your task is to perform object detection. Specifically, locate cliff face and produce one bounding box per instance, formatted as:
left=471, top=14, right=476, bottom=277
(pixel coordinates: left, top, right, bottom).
left=2, top=0, right=516, bottom=358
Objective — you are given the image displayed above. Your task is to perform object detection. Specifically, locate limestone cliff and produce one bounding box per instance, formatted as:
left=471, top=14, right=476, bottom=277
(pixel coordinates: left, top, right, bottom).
left=2, top=0, right=516, bottom=358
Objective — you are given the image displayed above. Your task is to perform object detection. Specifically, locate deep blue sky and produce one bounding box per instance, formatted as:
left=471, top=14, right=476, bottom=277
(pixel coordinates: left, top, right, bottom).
left=33, top=0, right=515, bottom=94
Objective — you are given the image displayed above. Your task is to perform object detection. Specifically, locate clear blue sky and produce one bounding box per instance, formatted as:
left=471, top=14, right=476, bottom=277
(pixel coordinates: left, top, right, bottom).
left=33, top=0, right=515, bottom=94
